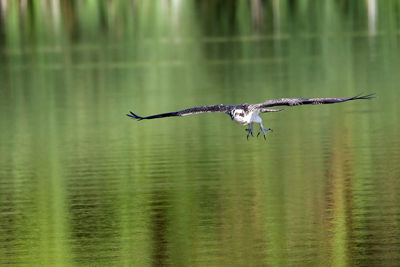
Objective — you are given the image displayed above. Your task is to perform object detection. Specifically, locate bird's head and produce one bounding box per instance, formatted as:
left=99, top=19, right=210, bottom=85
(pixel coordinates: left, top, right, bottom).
left=230, top=108, right=247, bottom=124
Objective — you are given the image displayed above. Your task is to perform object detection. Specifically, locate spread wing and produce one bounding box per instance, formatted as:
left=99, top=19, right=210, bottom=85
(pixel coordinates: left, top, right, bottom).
left=252, top=93, right=375, bottom=109
left=127, top=104, right=234, bottom=120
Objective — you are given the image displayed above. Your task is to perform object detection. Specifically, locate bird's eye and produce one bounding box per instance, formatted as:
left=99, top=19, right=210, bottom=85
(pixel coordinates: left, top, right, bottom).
left=234, top=113, right=238, bottom=116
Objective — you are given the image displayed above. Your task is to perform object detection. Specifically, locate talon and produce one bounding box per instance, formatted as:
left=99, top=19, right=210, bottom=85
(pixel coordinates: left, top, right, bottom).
left=257, top=127, right=263, bottom=137
left=258, top=124, right=273, bottom=140
left=245, top=123, right=255, bottom=139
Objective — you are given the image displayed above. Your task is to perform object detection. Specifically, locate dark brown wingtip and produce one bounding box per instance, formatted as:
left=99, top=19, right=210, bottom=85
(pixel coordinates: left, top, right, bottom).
left=352, top=93, right=376, bottom=100
left=126, top=111, right=144, bottom=120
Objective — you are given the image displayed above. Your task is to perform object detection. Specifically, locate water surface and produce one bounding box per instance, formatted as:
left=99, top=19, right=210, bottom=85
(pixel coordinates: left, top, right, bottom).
left=0, top=1, right=399, bottom=266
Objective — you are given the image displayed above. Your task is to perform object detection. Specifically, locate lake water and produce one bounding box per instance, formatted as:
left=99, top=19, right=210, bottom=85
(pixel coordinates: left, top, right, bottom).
left=0, top=1, right=399, bottom=266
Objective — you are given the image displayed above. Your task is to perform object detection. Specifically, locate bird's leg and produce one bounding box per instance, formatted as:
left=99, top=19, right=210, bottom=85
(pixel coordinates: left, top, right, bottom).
left=257, top=123, right=273, bottom=140
left=245, top=123, right=254, bottom=140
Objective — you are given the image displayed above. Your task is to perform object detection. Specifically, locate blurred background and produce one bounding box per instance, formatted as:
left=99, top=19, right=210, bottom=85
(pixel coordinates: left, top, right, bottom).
left=0, top=0, right=399, bottom=266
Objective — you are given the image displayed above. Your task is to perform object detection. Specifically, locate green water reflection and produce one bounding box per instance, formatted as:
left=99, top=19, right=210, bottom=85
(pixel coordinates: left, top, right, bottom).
left=0, top=1, right=399, bottom=266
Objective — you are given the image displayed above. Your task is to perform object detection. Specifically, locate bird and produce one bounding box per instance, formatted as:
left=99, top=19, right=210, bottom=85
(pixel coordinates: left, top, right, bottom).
left=127, top=93, right=375, bottom=140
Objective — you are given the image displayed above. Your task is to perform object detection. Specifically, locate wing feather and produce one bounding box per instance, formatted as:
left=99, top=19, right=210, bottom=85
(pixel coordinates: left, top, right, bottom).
left=252, top=93, right=375, bottom=109
left=127, top=93, right=375, bottom=121
left=177, top=104, right=233, bottom=116
left=127, top=104, right=233, bottom=120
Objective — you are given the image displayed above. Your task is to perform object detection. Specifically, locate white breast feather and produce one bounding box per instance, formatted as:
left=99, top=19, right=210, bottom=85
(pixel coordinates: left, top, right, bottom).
left=233, top=110, right=261, bottom=125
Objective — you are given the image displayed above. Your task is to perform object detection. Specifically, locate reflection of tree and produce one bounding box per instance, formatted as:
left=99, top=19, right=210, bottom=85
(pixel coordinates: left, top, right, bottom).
left=0, top=0, right=396, bottom=48
left=0, top=2, right=5, bottom=46
left=61, top=0, right=80, bottom=41
left=323, top=121, right=355, bottom=266
left=149, top=188, right=170, bottom=266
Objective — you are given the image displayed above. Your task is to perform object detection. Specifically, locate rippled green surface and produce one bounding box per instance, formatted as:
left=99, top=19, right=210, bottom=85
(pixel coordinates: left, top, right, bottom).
left=1, top=1, right=399, bottom=266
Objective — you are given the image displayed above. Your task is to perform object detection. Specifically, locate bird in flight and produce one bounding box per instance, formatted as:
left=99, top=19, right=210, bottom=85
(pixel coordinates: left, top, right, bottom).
left=127, top=93, right=375, bottom=140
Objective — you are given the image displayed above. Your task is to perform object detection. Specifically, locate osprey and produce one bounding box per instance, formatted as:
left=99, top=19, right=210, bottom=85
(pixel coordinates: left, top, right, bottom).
left=127, top=93, right=375, bottom=139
